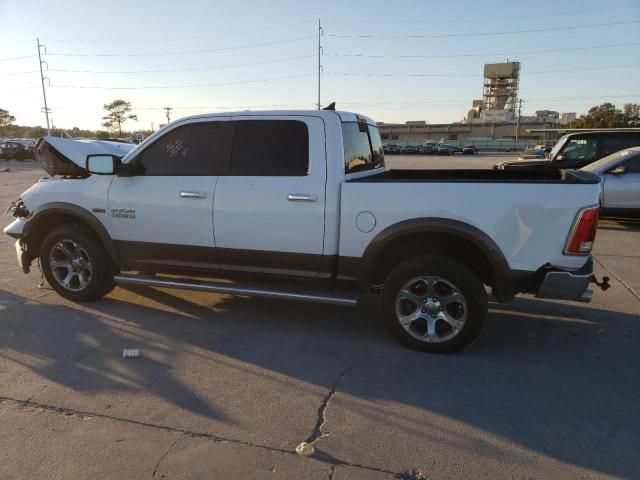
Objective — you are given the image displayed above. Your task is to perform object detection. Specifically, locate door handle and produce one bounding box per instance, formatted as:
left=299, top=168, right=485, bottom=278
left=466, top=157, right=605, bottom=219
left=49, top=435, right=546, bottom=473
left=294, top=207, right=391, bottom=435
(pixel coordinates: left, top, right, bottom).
left=287, top=193, right=317, bottom=202
left=180, top=191, right=207, bottom=199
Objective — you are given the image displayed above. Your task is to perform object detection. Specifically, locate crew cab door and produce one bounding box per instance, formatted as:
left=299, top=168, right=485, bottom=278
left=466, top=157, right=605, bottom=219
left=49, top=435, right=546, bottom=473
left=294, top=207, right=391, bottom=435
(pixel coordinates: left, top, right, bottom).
left=108, top=119, right=233, bottom=271
left=213, top=116, right=327, bottom=279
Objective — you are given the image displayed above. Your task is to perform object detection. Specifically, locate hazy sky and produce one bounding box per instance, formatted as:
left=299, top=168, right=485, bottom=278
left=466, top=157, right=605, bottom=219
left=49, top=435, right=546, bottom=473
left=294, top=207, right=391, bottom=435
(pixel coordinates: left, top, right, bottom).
left=1, top=0, right=639, bottom=131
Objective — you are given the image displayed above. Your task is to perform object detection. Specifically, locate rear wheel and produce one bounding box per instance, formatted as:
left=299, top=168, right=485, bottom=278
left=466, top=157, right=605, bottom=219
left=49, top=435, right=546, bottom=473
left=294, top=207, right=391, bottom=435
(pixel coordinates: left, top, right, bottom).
left=40, top=224, right=115, bottom=302
left=381, top=255, right=487, bottom=353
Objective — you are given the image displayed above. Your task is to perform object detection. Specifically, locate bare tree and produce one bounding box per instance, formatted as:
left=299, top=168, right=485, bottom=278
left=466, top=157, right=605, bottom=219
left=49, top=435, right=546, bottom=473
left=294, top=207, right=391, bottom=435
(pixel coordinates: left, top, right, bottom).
left=102, top=99, right=138, bottom=137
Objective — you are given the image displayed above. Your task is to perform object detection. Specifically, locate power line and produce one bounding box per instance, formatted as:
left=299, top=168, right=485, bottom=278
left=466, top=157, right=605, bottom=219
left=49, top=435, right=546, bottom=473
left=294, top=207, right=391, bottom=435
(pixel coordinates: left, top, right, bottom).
left=4, top=42, right=637, bottom=77
left=326, top=19, right=640, bottom=39
left=324, top=42, right=640, bottom=59
left=47, top=35, right=315, bottom=57
left=47, top=55, right=315, bottom=75
left=0, top=54, right=38, bottom=62
left=339, top=94, right=640, bottom=105
left=322, top=6, right=637, bottom=24
left=327, top=64, right=640, bottom=78
left=42, top=19, right=319, bottom=44
left=50, top=72, right=316, bottom=90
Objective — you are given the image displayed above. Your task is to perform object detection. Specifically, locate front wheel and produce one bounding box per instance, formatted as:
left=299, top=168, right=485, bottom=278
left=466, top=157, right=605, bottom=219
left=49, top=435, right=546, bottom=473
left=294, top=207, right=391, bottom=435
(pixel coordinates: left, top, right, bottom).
left=40, top=223, right=115, bottom=302
left=381, top=255, right=487, bottom=353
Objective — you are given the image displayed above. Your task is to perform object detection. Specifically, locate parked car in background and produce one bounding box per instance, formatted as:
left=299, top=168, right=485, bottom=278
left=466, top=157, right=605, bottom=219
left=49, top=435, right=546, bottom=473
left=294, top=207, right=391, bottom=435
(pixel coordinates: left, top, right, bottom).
left=16, top=140, right=36, bottom=156
left=495, top=131, right=640, bottom=170
left=383, top=143, right=400, bottom=154
left=419, top=143, right=437, bottom=154
left=582, top=147, right=640, bottom=216
left=402, top=145, right=419, bottom=154
left=453, top=145, right=463, bottom=154
left=0, top=141, right=29, bottom=161
left=437, top=144, right=454, bottom=155
left=462, top=145, right=478, bottom=155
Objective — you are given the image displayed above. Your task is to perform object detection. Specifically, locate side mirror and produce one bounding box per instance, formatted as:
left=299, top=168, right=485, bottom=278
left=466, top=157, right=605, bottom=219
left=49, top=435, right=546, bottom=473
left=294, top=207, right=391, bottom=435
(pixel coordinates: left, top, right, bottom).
left=86, top=154, right=117, bottom=175
left=609, top=165, right=627, bottom=175
left=555, top=154, right=565, bottom=162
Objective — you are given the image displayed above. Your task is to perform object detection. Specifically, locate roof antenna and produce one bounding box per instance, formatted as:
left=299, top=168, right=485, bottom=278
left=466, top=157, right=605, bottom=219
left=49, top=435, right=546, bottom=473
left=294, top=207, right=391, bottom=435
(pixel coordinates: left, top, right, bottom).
left=322, top=102, right=336, bottom=111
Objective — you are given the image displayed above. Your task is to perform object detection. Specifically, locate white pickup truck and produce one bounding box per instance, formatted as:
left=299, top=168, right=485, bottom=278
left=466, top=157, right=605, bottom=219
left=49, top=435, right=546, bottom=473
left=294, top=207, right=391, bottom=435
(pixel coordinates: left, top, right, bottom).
left=4, top=110, right=607, bottom=353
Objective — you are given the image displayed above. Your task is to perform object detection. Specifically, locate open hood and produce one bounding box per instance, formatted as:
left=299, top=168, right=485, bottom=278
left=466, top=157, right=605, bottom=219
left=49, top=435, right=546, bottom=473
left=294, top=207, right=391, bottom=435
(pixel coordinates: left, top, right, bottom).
left=35, top=136, right=136, bottom=176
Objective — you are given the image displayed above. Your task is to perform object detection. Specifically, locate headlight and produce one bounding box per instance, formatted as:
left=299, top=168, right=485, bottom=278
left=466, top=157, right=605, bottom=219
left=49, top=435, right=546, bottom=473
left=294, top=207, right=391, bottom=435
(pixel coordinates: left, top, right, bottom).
left=4, top=198, right=30, bottom=218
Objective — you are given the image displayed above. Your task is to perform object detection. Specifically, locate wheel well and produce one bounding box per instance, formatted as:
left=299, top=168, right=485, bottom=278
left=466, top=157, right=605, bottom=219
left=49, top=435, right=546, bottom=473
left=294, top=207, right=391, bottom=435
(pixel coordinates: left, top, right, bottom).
left=369, top=232, right=496, bottom=288
left=25, top=212, right=115, bottom=267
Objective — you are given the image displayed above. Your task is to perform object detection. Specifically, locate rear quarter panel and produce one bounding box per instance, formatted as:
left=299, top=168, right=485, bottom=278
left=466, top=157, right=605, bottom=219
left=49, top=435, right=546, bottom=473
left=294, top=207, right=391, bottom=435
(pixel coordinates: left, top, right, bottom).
left=339, top=181, right=601, bottom=271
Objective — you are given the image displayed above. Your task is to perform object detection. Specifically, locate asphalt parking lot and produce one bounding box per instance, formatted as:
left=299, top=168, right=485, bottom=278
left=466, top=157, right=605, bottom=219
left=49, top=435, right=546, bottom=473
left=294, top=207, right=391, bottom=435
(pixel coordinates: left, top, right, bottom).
left=1, top=159, right=639, bottom=479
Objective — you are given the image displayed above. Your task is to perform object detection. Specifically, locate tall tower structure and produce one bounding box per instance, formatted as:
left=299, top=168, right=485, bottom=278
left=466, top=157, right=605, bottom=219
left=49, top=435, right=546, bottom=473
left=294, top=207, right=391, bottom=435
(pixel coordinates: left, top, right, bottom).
left=482, top=61, right=520, bottom=113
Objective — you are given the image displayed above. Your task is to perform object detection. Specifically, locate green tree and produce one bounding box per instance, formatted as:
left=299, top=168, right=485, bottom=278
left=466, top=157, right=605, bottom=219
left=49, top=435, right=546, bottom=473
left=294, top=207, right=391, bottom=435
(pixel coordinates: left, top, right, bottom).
left=623, top=103, right=640, bottom=127
left=101, top=99, right=137, bottom=137
left=0, top=108, right=16, bottom=134
left=572, top=102, right=635, bottom=128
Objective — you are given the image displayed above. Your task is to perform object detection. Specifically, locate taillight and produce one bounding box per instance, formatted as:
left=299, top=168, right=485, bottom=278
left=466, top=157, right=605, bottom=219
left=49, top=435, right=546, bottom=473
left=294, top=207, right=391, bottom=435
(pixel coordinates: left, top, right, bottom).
left=564, top=206, right=599, bottom=255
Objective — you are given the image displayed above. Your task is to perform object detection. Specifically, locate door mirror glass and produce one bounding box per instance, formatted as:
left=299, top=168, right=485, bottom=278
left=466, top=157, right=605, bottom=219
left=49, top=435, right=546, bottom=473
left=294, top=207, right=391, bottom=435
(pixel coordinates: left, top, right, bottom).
left=86, top=154, right=116, bottom=174
left=609, top=165, right=627, bottom=175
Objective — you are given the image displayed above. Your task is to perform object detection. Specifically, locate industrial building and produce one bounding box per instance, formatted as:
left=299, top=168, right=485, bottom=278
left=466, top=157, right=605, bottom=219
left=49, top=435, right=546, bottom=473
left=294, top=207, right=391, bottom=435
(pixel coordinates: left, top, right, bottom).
left=378, top=61, right=576, bottom=147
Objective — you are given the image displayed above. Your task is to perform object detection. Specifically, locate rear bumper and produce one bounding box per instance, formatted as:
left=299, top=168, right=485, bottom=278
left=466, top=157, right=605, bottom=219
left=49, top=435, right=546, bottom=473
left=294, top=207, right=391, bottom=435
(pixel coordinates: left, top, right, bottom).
left=535, top=257, right=593, bottom=302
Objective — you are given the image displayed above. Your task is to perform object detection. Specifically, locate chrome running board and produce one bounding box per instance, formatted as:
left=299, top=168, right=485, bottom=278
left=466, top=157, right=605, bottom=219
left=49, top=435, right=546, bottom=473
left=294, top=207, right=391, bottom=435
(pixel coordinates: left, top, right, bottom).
left=113, top=274, right=358, bottom=307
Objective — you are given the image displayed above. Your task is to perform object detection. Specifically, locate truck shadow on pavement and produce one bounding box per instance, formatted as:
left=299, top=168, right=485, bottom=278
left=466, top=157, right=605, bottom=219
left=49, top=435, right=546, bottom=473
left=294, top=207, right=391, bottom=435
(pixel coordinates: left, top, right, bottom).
left=0, top=289, right=224, bottom=423
left=1, top=285, right=638, bottom=477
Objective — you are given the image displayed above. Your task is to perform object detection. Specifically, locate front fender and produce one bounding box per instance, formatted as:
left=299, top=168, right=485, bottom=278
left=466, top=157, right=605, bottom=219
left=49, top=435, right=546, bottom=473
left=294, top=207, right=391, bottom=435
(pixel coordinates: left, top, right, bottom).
left=22, top=202, right=122, bottom=268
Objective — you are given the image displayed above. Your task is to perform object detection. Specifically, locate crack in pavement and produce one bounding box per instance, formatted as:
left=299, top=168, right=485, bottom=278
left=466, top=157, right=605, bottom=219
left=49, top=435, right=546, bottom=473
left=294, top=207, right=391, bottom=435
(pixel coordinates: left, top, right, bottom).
left=304, top=310, right=372, bottom=446
left=0, top=396, right=420, bottom=479
left=152, top=433, right=184, bottom=479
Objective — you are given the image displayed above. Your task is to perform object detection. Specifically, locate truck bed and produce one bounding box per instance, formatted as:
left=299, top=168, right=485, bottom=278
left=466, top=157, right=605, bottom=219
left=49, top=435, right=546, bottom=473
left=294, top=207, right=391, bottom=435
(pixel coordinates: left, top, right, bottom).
left=348, top=168, right=600, bottom=184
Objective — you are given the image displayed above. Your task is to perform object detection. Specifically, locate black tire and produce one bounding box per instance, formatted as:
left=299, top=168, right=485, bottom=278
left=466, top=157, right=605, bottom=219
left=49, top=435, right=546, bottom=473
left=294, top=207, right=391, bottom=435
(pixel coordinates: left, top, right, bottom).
left=40, top=223, right=115, bottom=302
left=381, top=255, right=487, bottom=353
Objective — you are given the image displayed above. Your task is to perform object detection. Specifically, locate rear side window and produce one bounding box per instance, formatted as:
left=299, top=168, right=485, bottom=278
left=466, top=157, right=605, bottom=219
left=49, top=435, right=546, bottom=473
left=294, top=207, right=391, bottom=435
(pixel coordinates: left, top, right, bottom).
left=137, top=122, right=233, bottom=175
left=602, top=135, right=640, bottom=157
left=230, top=120, right=309, bottom=176
left=342, top=121, right=385, bottom=174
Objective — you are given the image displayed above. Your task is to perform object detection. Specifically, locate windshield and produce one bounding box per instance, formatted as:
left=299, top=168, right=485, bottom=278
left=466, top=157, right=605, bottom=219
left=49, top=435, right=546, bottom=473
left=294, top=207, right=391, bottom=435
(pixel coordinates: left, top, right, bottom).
left=549, top=135, right=569, bottom=159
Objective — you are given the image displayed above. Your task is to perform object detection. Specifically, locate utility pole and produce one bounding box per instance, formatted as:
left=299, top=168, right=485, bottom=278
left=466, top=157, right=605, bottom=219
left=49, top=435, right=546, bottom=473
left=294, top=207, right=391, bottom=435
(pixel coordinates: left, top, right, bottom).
left=150, top=121, right=154, bottom=132
left=164, top=106, right=172, bottom=124
left=515, top=98, right=523, bottom=146
left=37, top=38, right=51, bottom=135
left=317, top=18, right=323, bottom=110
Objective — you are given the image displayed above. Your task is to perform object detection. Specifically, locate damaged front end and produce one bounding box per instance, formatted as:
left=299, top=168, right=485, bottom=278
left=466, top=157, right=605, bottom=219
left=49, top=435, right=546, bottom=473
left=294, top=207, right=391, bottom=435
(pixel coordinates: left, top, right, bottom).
left=4, top=198, right=31, bottom=273
left=35, top=136, right=136, bottom=177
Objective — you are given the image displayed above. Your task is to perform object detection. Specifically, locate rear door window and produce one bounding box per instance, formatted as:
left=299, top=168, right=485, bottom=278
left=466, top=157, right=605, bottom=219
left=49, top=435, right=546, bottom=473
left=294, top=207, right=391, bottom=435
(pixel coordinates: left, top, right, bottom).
left=137, top=122, right=233, bottom=176
left=342, top=121, right=385, bottom=174
left=230, top=120, right=309, bottom=176
left=601, top=136, right=630, bottom=157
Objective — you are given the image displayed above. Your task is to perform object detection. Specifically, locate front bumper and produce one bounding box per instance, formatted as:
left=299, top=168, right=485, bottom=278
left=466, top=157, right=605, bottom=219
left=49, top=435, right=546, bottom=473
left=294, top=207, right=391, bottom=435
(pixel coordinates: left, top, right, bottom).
left=14, top=239, right=30, bottom=274
left=535, top=258, right=593, bottom=302
left=3, top=217, right=27, bottom=239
